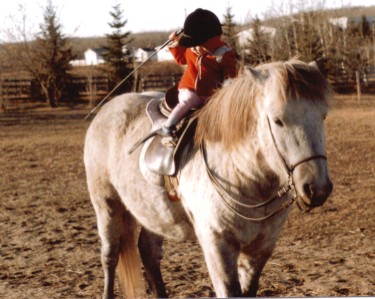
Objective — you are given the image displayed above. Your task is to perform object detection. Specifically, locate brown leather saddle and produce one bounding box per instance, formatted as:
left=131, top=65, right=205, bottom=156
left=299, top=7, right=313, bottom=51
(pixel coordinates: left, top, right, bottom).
left=129, top=86, right=197, bottom=176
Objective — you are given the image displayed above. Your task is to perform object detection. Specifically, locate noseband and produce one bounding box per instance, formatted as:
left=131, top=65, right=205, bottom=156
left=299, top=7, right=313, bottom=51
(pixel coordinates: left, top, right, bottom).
left=200, top=116, right=327, bottom=222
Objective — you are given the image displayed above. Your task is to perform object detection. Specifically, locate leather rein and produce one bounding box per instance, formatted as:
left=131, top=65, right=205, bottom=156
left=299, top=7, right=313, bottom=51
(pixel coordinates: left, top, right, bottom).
left=200, top=116, right=327, bottom=222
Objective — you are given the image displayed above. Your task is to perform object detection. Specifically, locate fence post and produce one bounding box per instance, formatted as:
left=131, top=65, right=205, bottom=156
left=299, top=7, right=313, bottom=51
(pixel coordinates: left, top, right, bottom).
left=140, top=77, right=145, bottom=92
left=355, top=71, right=361, bottom=103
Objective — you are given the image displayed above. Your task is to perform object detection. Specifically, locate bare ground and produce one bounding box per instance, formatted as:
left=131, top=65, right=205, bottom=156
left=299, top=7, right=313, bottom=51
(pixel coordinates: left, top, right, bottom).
left=0, top=95, right=374, bottom=298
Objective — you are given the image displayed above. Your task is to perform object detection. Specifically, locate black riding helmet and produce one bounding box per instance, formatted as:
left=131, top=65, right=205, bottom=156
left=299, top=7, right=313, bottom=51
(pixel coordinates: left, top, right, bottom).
left=179, top=8, right=222, bottom=48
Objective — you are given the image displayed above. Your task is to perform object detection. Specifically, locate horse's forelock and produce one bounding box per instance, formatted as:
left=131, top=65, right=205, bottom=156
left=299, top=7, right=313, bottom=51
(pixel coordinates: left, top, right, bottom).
left=268, top=60, right=331, bottom=104
left=195, top=59, right=331, bottom=149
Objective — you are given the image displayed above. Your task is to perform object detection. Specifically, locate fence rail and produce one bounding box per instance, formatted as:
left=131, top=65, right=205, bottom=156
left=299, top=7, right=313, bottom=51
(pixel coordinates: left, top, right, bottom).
left=328, top=66, right=375, bottom=93
left=139, top=73, right=181, bottom=92
left=70, top=75, right=109, bottom=102
left=0, top=78, right=32, bottom=100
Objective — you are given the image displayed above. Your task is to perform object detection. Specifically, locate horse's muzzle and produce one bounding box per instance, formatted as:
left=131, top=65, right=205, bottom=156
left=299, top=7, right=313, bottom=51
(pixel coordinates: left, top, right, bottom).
left=297, top=179, right=333, bottom=211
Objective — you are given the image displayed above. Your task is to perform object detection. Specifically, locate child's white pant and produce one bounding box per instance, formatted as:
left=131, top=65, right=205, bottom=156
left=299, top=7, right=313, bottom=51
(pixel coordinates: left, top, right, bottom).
left=164, top=89, right=204, bottom=127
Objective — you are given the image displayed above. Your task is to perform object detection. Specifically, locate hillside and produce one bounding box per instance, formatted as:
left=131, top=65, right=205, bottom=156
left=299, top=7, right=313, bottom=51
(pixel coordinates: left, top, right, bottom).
left=329, top=5, right=375, bottom=18
left=68, top=5, right=375, bottom=58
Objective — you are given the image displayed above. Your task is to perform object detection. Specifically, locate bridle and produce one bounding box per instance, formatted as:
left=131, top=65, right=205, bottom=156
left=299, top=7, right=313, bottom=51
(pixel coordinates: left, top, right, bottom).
left=200, top=116, right=327, bottom=222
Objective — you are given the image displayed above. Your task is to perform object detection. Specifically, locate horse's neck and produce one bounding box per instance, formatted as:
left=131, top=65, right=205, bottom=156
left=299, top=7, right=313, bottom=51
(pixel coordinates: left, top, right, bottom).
left=203, top=140, right=277, bottom=202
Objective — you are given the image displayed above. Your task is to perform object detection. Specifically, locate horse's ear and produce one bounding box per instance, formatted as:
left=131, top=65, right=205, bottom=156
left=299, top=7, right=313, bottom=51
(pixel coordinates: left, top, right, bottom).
left=308, top=61, right=319, bottom=70
left=245, top=66, right=259, bottom=78
left=245, top=67, right=268, bottom=82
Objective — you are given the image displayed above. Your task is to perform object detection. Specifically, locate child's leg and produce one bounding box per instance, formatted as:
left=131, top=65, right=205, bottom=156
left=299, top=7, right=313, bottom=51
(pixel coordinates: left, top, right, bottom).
left=164, top=89, right=203, bottom=128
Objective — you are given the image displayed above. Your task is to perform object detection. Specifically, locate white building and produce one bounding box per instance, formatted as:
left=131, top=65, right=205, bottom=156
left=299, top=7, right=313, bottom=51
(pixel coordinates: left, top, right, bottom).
left=236, top=26, right=276, bottom=48
left=134, top=48, right=157, bottom=63
left=329, top=17, right=349, bottom=30
left=329, top=16, right=375, bottom=30
left=70, top=45, right=176, bottom=66
left=84, top=48, right=106, bottom=65
left=155, top=46, right=175, bottom=61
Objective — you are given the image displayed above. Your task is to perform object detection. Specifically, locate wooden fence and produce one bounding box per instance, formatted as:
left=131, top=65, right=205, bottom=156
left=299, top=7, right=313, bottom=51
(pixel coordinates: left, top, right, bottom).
left=0, top=78, right=32, bottom=98
left=139, top=73, right=181, bottom=92
left=71, top=75, right=109, bottom=102
left=0, top=73, right=183, bottom=110
left=330, top=67, right=375, bottom=93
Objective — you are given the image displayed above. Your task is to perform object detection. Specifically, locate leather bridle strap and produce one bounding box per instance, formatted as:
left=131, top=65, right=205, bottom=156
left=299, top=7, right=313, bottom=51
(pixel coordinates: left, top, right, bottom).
left=200, top=117, right=328, bottom=222
left=266, top=116, right=327, bottom=175
left=200, top=142, right=296, bottom=222
left=290, top=155, right=327, bottom=172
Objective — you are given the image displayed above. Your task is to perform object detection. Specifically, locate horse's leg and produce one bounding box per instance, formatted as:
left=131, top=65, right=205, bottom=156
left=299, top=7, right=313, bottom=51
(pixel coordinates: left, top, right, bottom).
left=138, top=227, right=168, bottom=298
left=198, top=231, right=242, bottom=297
left=92, top=195, right=125, bottom=299
left=237, top=248, right=273, bottom=297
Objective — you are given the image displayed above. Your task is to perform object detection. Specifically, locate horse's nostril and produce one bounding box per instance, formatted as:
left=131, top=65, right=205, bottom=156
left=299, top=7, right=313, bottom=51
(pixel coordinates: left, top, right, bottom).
left=302, top=180, right=332, bottom=208
left=327, top=180, right=333, bottom=196
left=303, top=183, right=312, bottom=198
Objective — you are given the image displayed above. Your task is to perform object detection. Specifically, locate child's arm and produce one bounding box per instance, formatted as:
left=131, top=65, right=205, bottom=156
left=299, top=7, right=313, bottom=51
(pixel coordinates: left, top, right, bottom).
left=168, top=31, right=187, bottom=65
left=221, top=51, right=238, bottom=79
left=169, top=46, right=187, bottom=65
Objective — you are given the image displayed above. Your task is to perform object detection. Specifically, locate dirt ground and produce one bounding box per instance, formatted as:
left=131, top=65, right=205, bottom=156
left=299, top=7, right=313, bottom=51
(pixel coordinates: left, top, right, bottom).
left=0, top=95, right=374, bottom=298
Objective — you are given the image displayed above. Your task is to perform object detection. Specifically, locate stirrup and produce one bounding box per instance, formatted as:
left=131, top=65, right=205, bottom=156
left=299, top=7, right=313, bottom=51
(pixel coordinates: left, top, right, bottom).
left=128, top=126, right=177, bottom=154
left=161, top=136, right=178, bottom=147
left=159, top=126, right=178, bottom=147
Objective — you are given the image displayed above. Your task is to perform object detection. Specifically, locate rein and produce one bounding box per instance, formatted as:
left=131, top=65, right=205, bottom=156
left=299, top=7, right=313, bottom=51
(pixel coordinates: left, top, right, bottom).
left=200, top=116, right=327, bottom=222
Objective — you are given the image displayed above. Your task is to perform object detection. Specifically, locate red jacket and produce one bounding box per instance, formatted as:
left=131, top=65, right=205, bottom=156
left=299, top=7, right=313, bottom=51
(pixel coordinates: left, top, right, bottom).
left=169, top=35, right=238, bottom=98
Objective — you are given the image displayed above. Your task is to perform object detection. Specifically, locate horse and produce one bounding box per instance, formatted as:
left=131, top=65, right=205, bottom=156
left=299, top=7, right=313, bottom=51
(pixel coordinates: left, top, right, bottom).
left=84, top=59, right=333, bottom=298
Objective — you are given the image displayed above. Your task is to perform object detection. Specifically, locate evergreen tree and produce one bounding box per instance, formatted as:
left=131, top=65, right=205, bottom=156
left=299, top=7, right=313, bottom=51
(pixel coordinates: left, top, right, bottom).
left=323, top=24, right=345, bottom=81
left=342, top=18, right=369, bottom=82
left=360, top=15, right=371, bottom=39
left=222, top=6, right=238, bottom=53
left=243, top=17, right=271, bottom=66
left=104, top=3, right=133, bottom=92
left=298, top=12, right=324, bottom=63
left=29, top=0, right=74, bottom=107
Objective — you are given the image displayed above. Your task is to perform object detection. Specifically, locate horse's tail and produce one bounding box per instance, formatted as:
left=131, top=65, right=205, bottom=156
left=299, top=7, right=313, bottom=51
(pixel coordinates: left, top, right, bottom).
left=117, top=211, right=145, bottom=298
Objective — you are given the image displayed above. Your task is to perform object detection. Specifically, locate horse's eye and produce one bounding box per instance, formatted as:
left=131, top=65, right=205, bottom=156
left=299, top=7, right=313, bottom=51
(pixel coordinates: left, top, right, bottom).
left=274, top=119, right=284, bottom=127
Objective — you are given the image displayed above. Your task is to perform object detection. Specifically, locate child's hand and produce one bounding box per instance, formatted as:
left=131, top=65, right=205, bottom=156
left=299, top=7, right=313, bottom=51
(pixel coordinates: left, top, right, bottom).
left=169, top=31, right=180, bottom=42
left=168, top=31, right=181, bottom=48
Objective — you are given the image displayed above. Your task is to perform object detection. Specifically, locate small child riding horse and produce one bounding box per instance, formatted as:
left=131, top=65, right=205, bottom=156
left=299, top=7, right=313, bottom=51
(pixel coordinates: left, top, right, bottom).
left=161, top=8, right=238, bottom=139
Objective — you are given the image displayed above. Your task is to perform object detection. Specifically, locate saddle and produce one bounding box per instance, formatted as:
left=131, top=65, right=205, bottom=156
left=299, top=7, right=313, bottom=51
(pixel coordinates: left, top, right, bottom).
left=130, top=86, right=197, bottom=177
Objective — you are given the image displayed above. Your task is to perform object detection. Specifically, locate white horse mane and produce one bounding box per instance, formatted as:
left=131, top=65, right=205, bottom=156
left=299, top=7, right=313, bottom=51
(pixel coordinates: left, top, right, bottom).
left=195, top=59, right=331, bottom=149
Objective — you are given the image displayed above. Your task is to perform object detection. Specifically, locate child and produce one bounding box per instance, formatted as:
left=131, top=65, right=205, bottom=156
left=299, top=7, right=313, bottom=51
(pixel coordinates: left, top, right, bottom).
left=161, top=8, right=238, bottom=138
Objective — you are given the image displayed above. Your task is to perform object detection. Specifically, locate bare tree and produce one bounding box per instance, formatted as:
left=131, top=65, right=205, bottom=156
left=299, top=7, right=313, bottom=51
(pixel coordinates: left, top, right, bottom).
left=2, top=1, right=74, bottom=107
left=31, top=1, right=74, bottom=107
